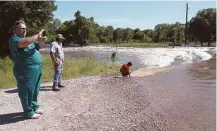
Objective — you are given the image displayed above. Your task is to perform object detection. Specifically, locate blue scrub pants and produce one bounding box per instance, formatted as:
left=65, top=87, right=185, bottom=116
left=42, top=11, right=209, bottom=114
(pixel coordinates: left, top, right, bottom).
left=13, top=64, right=42, bottom=118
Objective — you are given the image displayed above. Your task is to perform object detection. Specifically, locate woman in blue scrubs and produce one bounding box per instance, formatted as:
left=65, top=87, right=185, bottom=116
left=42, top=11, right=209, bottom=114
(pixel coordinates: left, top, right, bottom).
left=9, top=20, right=47, bottom=119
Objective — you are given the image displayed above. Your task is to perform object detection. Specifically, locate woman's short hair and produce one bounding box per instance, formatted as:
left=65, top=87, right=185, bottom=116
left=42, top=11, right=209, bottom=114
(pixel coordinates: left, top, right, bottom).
left=12, top=20, right=26, bottom=29
left=9, top=20, right=26, bottom=33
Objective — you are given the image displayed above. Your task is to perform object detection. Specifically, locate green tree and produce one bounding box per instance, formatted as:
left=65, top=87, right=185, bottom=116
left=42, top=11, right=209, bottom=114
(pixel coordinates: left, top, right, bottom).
left=188, top=8, right=216, bottom=46
left=154, top=24, right=171, bottom=42
left=166, top=22, right=185, bottom=44
left=59, top=20, right=76, bottom=45
left=96, top=26, right=106, bottom=43
left=74, top=11, right=92, bottom=47
left=53, top=18, right=62, bottom=31
left=0, top=1, right=57, bottom=57
left=89, top=18, right=100, bottom=43
left=123, top=28, right=133, bottom=43
left=104, top=26, right=114, bottom=43
left=134, top=31, right=145, bottom=42
left=113, top=28, right=123, bottom=43
left=143, top=29, right=155, bottom=42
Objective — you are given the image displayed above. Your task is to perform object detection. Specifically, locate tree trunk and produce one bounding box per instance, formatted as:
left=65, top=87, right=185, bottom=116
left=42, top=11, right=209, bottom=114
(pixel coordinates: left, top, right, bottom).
left=208, top=41, right=211, bottom=47
left=0, top=25, right=10, bottom=58
left=208, top=35, right=211, bottom=47
left=200, top=41, right=203, bottom=47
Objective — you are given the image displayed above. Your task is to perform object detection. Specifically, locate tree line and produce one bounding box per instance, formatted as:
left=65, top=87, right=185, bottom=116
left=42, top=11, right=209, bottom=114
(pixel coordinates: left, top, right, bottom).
left=0, top=1, right=216, bottom=57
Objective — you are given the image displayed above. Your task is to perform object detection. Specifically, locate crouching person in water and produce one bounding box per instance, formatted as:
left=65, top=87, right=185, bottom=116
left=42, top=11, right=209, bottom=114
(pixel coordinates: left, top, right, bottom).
left=120, top=62, right=132, bottom=77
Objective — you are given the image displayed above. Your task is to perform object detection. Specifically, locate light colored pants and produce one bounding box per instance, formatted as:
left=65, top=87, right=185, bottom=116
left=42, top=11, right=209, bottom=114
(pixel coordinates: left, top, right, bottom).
left=53, top=63, right=63, bottom=87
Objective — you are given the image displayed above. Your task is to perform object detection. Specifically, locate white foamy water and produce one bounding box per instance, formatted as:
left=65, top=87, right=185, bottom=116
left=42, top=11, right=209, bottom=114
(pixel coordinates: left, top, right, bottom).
left=63, top=46, right=216, bottom=69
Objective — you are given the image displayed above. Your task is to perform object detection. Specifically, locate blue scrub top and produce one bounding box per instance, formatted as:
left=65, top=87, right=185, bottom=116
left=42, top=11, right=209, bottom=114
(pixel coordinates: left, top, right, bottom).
left=9, top=34, right=43, bottom=67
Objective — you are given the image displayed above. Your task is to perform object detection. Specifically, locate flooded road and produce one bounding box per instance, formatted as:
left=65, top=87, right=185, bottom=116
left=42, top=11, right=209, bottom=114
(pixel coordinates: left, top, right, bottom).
left=132, top=59, right=216, bottom=130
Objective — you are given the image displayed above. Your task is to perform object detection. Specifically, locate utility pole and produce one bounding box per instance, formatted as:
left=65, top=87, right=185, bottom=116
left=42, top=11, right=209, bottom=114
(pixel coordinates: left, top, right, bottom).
left=185, top=3, right=189, bottom=46
left=116, top=42, right=117, bottom=53
left=173, top=28, right=176, bottom=48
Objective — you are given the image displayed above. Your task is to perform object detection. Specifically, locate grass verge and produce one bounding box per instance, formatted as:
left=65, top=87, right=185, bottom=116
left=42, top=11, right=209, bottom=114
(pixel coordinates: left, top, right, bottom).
left=0, top=55, right=120, bottom=89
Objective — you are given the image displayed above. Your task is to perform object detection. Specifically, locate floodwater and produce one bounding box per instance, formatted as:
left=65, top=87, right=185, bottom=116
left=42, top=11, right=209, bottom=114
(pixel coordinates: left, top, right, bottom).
left=40, top=46, right=216, bottom=72
left=133, top=58, right=216, bottom=130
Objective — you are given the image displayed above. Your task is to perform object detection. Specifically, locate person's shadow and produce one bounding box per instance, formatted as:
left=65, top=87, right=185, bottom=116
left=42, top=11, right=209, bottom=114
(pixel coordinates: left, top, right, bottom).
left=40, top=86, right=53, bottom=91
left=4, top=86, right=54, bottom=93
left=4, top=88, right=18, bottom=93
left=0, top=112, right=26, bottom=125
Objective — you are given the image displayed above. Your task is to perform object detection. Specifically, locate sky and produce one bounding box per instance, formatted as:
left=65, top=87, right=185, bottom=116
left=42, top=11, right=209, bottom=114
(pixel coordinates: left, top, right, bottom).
left=53, top=1, right=216, bottom=30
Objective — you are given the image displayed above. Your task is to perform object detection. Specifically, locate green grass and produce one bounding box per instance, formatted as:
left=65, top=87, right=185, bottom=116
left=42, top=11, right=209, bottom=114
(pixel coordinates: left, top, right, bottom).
left=0, top=55, right=120, bottom=89
left=201, top=42, right=216, bottom=47
left=0, top=57, right=16, bottom=89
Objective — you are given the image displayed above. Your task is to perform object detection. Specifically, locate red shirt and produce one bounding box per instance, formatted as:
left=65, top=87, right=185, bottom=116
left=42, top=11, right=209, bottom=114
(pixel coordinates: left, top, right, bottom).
left=120, top=64, right=130, bottom=73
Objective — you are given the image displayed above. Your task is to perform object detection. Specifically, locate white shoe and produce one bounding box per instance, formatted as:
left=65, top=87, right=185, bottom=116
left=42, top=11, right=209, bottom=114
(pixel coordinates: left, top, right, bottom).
left=35, top=109, right=43, bottom=114
left=30, top=113, right=41, bottom=119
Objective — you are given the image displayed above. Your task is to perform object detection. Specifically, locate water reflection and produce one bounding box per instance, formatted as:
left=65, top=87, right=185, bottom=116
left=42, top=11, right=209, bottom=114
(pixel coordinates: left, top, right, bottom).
left=186, top=59, right=216, bottom=87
